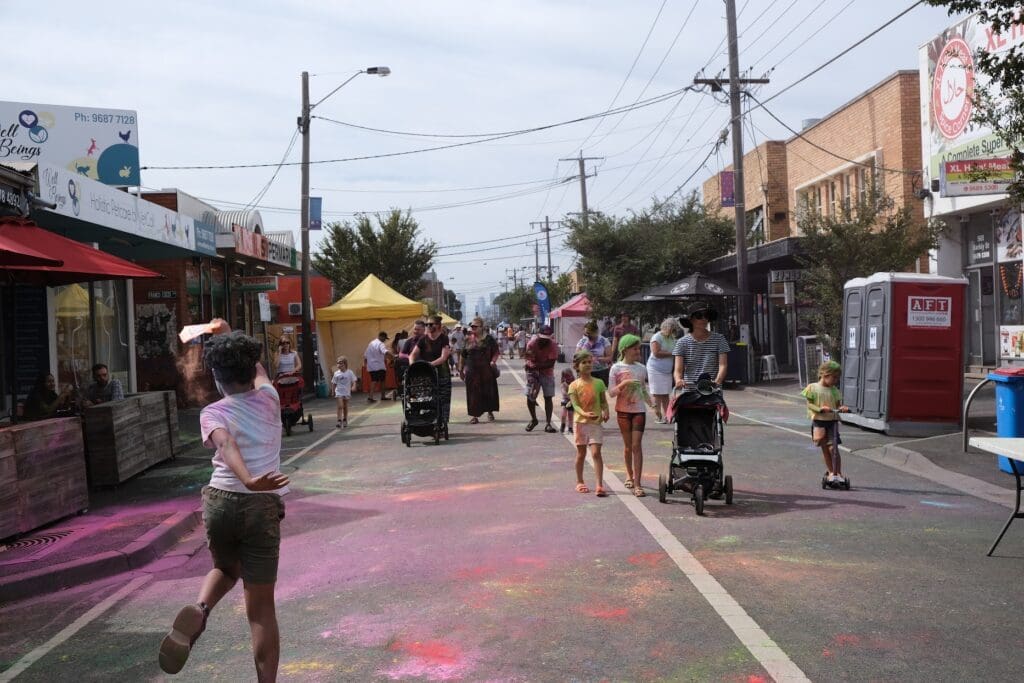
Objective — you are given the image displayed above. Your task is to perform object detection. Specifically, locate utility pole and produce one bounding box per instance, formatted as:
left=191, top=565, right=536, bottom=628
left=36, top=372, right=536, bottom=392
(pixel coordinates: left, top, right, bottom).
left=534, top=240, right=540, bottom=283
left=693, top=1, right=769, bottom=329
left=530, top=216, right=564, bottom=282
left=560, top=153, right=603, bottom=230
left=544, top=216, right=553, bottom=281
left=298, top=71, right=314, bottom=389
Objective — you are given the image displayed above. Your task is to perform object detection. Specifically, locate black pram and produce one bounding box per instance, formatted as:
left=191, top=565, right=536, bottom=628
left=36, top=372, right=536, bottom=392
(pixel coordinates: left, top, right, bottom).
left=658, top=378, right=733, bottom=515
left=400, top=361, right=449, bottom=446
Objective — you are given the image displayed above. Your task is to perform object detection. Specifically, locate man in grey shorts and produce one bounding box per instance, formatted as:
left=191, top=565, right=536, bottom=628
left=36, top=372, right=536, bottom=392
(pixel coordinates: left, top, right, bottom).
left=159, top=320, right=289, bottom=681
left=524, top=325, right=560, bottom=432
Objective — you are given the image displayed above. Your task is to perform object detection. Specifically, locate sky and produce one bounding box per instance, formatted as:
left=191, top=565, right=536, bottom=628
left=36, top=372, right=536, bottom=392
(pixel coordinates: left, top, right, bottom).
left=5, top=0, right=967, bottom=312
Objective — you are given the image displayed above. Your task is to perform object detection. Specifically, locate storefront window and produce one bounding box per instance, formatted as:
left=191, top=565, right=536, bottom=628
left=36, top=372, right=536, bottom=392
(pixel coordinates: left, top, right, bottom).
left=55, top=280, right=130, bottom=393
left=997, top=209, right=1024, bottom=358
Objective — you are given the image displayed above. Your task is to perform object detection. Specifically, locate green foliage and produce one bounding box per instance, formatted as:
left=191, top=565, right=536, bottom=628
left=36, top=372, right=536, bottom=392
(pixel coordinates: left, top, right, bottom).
left=796, top=194, right=945, bottom=358
left=493, top=286, right=535, bottom=322
left=926, top=1, right=1024, bottom=204
left=564, top=192, right=735, bottom=316
left=312, top=209, right=436, bottom=300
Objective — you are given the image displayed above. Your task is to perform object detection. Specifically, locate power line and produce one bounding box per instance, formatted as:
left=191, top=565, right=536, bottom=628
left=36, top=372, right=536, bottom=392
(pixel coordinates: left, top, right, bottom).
left=574, top=0, right=670, bottom=152
left=752, top=0, right=855, bottom=71
left=142, top=83, right=693, bottom=170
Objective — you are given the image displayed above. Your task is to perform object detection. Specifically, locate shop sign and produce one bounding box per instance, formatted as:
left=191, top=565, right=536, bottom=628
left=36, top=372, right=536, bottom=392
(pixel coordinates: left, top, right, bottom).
left=258, top=292, right=272, bottom=322
left=234, top=275, right=278, bottom=292
left=232, top=224, right=269, bottom=259
left=146, top=290, right=177, bottom=300
left=267, top=240, right=292, bottom=268
left=920, top=14, right=1021, bottom=192
left=968, top=230, right=993, bottom=265
left=941, top=158, right=1014, bottom=197
left=0, top=101, right=141, bottom=186
left=193, top=218, right=217, bottom=256
left=907, top=296, right=952, bottom=327
left=39, top=163, right=195, bottom=252
left=1001, top=325, right=1024, bottom=358
left=0, top=179, right=27, bottom=216
left=769, top=269, right=803, bottom=283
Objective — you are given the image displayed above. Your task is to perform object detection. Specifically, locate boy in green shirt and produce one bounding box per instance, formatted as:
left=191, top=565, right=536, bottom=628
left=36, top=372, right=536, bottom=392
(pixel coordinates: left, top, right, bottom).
left=800, top=360, right=850, bottom=484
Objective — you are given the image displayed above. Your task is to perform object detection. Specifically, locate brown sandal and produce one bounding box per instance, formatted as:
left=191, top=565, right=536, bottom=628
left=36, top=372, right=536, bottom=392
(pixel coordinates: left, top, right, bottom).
left=633, top=486, right=646, bottom=497
left=624, top=479, right=634, bottom=489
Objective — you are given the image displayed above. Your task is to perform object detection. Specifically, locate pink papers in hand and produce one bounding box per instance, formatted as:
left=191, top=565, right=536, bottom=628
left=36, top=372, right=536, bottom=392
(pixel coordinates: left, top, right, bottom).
left=179, top=323, right=217, bottom=344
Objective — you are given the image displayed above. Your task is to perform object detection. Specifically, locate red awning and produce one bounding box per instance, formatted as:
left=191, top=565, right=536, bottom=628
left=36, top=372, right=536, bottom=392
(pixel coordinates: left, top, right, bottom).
left=0, top=218, right=162, bottom=286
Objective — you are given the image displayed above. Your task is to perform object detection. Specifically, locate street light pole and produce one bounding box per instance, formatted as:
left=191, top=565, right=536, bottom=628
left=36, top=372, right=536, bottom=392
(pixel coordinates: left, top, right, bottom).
left=298, top=66, right=390, bottom=391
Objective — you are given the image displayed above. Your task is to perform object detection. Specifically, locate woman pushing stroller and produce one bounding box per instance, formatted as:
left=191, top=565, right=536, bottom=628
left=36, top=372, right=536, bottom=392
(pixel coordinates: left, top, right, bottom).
left=673, top=302, right=730, bottom=392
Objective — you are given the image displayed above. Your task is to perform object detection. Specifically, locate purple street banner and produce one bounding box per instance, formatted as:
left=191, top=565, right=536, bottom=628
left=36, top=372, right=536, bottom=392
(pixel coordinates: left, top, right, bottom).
left=309, top=196, right=322, bottom=230
left=720, top=171, right=735, bottom=207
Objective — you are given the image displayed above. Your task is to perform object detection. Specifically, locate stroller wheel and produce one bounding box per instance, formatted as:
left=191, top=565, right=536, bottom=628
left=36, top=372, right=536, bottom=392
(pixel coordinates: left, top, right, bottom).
left=285, top=421, right=292, bottom=437
left=434, top=427, right=440, bottom=445
left=658, top=474, right=667, bottom=504
left=843, top=477, right=851, bottom=491
left=724, top=475, right=734, bottom=505
left=693, top=484, right=705, bottom=516
left=307, top=415, right=314, bottom=432
left=443, top=424, right=449, bottom=441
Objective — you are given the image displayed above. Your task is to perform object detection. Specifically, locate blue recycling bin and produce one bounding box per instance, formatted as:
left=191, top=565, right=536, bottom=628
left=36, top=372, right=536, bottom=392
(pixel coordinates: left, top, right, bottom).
left=988, top=371, right=1024, bottom=474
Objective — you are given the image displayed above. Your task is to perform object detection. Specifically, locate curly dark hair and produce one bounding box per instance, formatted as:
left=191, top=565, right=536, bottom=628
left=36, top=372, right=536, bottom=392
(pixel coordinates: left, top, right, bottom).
left=204, top=331, right=261, bottom=385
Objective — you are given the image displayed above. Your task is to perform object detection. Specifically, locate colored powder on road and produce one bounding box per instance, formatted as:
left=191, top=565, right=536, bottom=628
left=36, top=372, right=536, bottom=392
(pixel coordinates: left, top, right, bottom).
left=627, top=552, right=666, bottom=567
left=280, top=660, right=337, bottom=675
left=382, top=640, right=474, bottom=681
left=581, top=605, right=629, bottom=620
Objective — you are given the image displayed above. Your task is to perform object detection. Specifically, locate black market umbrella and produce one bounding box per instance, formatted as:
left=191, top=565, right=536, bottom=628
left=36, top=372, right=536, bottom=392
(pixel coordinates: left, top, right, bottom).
left=626, top=272, right=741, bottom=301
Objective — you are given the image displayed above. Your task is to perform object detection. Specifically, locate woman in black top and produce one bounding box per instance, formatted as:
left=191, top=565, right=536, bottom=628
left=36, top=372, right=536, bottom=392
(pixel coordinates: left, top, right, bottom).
left=410, top=314, right=452, bottom=425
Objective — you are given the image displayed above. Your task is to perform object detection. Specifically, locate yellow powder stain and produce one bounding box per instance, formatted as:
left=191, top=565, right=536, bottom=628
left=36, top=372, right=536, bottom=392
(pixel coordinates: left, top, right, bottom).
left=281, top=660, right=337, bottom=674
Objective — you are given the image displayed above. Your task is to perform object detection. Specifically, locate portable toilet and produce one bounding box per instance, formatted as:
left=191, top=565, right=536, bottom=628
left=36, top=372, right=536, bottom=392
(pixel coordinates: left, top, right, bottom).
left=841, top=272, right=966, bottom=437
left=841, top=277, right=869, bottom=413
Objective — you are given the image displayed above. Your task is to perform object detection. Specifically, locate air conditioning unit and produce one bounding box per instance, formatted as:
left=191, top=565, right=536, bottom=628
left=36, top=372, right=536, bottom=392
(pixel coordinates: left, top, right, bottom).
left=287, top=302, right=302, bottom=316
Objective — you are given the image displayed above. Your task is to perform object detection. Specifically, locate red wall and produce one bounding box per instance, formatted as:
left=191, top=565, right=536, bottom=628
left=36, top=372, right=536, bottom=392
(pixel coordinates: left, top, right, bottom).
left=266, top=275, right=334, bottom=325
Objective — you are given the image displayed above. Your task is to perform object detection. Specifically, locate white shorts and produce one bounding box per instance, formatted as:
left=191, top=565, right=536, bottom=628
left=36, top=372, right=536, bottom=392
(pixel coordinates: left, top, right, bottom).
left=573, top=422, right=603, bottom=446
left=334, top=392, right=351, bottom=400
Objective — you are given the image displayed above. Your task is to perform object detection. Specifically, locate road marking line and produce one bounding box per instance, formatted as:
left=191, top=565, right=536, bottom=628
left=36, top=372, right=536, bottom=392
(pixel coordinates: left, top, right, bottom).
left=502, top=360, right=809, bottom=682
left=0, top=574, right=152, bottom=682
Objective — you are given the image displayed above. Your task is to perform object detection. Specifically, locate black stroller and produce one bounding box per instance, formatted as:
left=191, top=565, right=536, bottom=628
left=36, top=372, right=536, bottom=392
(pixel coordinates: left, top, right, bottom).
left=400, top=361, right=449, bottom=446
left=658, top=376, right=733, bottom=515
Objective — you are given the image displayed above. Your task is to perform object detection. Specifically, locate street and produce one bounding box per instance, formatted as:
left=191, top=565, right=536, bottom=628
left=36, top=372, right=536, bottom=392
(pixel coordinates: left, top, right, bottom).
left=2, top=360, right=1023, bottom=682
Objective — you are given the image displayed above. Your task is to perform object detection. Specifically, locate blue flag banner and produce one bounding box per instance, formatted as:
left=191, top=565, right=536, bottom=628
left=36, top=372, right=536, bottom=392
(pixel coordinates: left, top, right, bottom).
left=309, top=196, right=322, bottom=231
left=533, top=282, right=550, bottom=323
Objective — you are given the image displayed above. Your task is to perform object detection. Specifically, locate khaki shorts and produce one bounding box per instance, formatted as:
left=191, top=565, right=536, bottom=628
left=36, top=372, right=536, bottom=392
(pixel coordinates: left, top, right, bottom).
left=574, top=422, right=603, bottom=446
left=202, top=486, right=285, bottom=584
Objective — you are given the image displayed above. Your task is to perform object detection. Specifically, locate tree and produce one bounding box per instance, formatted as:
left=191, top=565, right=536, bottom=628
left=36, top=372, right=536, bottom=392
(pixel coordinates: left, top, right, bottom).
left=925, top=1, right=1024, bottom=204
left=796, top=194, right=946, bottom=358
left=564, top=192, right=734, bottom=316
left=492, top=285, right=535, bottom=322
left=443, top=289, right=462, bottom=321
left=313, top=209, right=436, bottom=299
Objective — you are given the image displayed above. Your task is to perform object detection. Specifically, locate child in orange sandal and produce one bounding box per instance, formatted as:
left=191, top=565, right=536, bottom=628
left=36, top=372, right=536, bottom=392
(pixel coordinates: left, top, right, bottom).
left=568, top=350, right=610, bottom=496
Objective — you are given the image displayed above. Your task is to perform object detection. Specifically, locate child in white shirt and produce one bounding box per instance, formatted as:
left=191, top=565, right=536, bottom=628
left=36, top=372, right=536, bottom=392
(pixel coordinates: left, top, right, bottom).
left=332, top=356, right=358, bottom=428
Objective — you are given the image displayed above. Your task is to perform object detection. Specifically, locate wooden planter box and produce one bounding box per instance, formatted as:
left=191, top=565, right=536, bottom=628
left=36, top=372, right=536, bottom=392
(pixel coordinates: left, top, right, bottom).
left=82, top=391, right=177, bottom=486
left=0, top=417, right=89, bottom=539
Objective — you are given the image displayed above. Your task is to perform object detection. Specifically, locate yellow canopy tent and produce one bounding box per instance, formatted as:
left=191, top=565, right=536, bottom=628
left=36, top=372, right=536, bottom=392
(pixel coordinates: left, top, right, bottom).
left=438, top=311, right=458, bottom=326
left=315, top=274, right=428, bottom=383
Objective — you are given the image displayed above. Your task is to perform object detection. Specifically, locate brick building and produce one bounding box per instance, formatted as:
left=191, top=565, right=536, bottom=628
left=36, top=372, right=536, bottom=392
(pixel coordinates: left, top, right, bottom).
left=702, top=71, right=926, bottom=370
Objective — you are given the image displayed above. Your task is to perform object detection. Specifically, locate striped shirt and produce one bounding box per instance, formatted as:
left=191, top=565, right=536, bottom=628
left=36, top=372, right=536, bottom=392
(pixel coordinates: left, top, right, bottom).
left=672, top=333, right=730, bottom=385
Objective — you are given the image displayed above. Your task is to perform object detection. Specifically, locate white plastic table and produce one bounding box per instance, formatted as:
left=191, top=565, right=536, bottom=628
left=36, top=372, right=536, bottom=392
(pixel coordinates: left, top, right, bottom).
left=969, top=437, right=1024, bottom=556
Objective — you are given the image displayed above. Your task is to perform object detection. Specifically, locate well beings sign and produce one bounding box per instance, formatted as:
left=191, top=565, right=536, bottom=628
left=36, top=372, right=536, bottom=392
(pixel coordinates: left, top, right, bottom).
left=0, top=102, right=140, bottom=186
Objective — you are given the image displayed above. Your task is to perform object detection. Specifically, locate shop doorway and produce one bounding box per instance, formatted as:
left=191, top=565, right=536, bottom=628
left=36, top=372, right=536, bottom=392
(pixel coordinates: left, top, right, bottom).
left=967, top=267, right=995, bottom=366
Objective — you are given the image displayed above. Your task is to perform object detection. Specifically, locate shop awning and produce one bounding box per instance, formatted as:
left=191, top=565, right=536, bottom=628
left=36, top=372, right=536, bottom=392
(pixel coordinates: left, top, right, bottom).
left=0, top=218, right=163, bottom=286
left=0, top=231, right=63, bottom=267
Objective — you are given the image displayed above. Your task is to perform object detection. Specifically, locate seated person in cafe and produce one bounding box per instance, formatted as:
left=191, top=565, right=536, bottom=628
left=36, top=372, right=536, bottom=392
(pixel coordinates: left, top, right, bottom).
left=23, top=373, right=74, bottom=420
left=83, top=363, right=125, bottom=406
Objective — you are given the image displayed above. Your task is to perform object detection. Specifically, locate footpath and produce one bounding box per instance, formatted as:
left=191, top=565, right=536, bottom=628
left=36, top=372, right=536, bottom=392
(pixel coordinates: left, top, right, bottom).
left=0, top=374, right=1010, bottom=605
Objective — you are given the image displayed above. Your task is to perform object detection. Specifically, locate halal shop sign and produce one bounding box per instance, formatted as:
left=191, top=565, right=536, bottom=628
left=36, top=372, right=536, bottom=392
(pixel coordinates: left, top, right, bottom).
left=907, top=296, right=952, bottom=328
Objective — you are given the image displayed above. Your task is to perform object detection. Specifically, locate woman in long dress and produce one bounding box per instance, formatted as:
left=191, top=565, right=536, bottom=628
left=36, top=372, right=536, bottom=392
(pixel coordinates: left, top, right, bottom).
left=459, top=317, right=500, bottom=423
